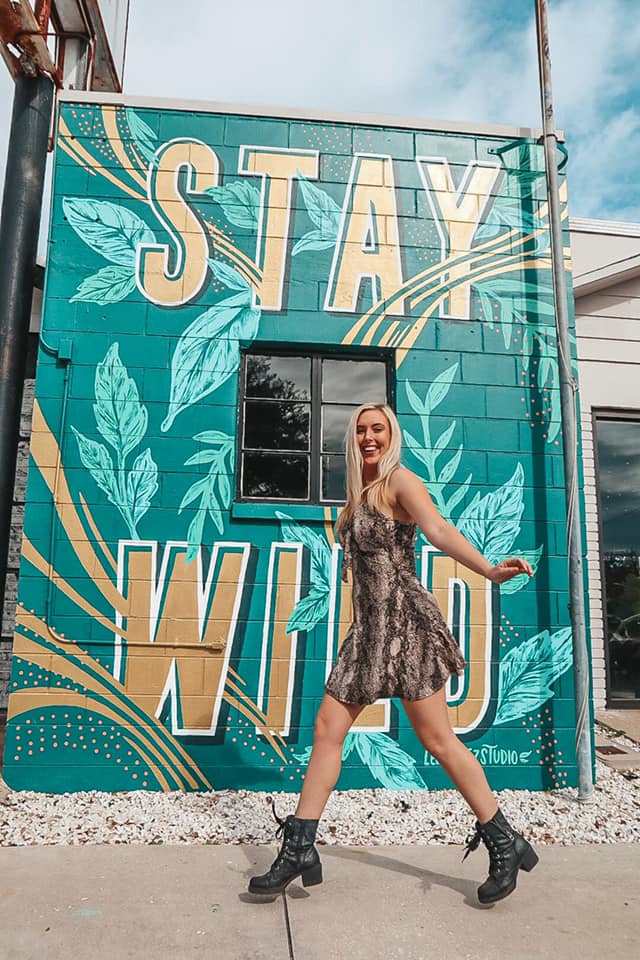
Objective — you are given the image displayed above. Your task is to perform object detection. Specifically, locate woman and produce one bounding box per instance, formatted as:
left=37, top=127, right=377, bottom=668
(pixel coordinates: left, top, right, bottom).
left=249, top=403, right=538, bottom=904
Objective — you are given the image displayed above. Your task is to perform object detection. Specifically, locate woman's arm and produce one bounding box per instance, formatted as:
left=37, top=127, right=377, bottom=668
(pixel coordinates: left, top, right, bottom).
left=392, top=469, right=533, bottom=584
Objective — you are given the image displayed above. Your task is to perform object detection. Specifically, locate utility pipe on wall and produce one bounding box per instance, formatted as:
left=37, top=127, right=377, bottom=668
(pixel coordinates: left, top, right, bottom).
left=534, top=0, right=594, bottom=801
left=0, top=72, right=54, bottom=630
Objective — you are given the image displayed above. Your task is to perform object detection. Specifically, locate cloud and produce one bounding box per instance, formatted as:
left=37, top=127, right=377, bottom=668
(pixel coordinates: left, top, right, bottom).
left=1, top=0, right=639, bottom=232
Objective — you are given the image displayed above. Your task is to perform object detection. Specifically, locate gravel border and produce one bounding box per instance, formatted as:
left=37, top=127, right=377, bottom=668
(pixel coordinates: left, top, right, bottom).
left=2, top=749, right=639, bottom=847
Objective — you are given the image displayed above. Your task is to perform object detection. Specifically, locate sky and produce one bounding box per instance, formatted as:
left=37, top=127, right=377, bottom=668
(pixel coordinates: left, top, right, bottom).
left=1, top=0, right=640, bottom=237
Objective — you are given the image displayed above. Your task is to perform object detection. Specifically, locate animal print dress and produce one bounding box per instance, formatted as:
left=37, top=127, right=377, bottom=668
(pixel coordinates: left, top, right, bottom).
left=325, top=502, right=466, bottom=704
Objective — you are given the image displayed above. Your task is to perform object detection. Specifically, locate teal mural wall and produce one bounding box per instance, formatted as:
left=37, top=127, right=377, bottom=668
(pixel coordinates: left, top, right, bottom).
left=2, top=97, right=588, bottom=793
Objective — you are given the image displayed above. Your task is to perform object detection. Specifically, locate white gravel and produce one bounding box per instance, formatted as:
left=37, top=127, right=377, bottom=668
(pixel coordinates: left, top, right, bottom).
left=1, top=727, right=638, bottom=848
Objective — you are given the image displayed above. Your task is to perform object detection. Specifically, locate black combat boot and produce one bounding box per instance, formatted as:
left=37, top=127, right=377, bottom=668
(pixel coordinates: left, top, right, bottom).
left=248, top=802, right=323, bottom=896
left=463, top=808, right=538, bottom=904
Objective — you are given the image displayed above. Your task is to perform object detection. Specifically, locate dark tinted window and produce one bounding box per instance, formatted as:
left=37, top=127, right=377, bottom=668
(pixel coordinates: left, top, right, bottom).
left=239, top=352, right=391, bottom=502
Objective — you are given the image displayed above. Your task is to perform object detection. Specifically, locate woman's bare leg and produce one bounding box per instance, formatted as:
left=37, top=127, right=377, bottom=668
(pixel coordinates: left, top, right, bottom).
left=403, top=687, right=498, bottom=823
left=295, top=693, right=364, bottom=819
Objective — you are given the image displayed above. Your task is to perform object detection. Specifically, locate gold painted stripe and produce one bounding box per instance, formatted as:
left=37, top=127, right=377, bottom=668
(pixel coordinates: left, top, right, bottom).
left=58, top=118, right=145, bottom=201
left=13, top=616, right=209, bottom=789
left=79, top=493, right=117, bottom=574
left=21, top=538, right=129, bottom=640
left=57, top=136, right=97, bottom=176
left=30, top=400, right=129, bottom=616
left=123, top=736, right=172, bottom=792
left=101, top=107, right=147, bottom=190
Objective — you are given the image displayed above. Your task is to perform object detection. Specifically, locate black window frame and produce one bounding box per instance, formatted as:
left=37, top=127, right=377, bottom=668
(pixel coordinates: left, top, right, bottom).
left=592, top=407, right=640, bottom=708
left=236, top=345, right=395, bottom=505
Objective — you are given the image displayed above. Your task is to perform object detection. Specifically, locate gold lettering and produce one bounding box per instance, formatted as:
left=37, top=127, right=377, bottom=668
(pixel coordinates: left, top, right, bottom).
left=325, top=154, right=404, bottom=316
left=137, top=138, right=219, bottom=306
left=240, top=147, right=319, bottom=310
left=416, top=159, right=500, bottom=318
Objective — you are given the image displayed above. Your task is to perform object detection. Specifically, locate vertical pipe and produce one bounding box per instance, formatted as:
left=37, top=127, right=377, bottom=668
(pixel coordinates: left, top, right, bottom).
left=0, top=73, right=54, bottom=630
left=534, top=0, right=594, bottom=800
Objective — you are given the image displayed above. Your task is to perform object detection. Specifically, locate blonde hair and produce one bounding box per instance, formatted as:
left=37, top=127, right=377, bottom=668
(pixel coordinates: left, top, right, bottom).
left=335, top=403, right=402, bottom=536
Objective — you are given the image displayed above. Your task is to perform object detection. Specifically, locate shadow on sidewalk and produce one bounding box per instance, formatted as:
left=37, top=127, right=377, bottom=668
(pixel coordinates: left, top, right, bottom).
left=236, top=844, right=488, bottom=910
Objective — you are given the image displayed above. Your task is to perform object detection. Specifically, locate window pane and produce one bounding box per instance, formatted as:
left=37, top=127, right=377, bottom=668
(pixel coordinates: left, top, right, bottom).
left=322, top=404, right=355, bottom=452
left=322, top=454, right=346, bottom=501
left=596, top=419, right=640, bottom=702
left=322, top=359, right=387, bottom=403
left=242, top=452, right=309, bottom=499
left=244, top=400, right=310, bottom=451
left=246, top=355, right=311, bottom=400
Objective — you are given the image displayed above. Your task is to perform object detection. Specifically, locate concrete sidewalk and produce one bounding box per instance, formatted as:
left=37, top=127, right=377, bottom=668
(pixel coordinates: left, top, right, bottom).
left=1, top=844, right=639, bottom=960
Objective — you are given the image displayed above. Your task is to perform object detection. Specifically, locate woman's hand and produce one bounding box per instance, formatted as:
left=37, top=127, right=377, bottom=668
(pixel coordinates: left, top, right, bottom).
left=488, top=558, right=534, bottom=584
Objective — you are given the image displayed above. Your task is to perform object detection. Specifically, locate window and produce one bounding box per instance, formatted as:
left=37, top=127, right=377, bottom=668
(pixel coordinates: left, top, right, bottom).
left=594, top=414, right=640, bottom=704
left=239, top=351, right=391, bottom=502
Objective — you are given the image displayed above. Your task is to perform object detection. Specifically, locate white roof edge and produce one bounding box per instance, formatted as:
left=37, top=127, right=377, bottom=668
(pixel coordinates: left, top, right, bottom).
left=573, top=255, right=640, bottom=299
left=570, top=217, right=640, bottom=238
left=57, top=89, right=561, bottom=141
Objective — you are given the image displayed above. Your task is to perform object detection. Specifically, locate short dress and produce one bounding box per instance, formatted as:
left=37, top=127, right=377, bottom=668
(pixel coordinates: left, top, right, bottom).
left=325, top=501, right=466, bottom=705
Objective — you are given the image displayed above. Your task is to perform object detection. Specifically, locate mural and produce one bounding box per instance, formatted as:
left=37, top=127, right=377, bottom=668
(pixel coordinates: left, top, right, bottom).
left=2, top=99, right=587, bottom=793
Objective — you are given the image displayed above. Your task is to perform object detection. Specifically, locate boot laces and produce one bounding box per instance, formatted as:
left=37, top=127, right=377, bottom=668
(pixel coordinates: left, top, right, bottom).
left=462, top=826, right=481, bottom=862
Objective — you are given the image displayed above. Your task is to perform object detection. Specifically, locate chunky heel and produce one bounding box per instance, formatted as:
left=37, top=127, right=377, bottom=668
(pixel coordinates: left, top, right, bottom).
left=301, top=863, right=323, bottom=887
left=520, top=845, right=539, bottom=872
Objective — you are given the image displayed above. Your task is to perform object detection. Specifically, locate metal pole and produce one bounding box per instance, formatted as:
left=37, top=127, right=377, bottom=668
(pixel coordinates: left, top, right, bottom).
left=0, top=72, right=54, bottom=629
left=534, top=0, right=594, bottom=801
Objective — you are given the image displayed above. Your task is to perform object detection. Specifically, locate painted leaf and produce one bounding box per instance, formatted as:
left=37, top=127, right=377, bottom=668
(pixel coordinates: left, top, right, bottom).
left=127, top=448, right=159, bottom=526
left=355, top=733, right=427, bottom=790
left=446, top=473, right=472, bottom=516
left=125, top=108, right=158, bottom=163
left=433, top=420, right=456, bottom=457
left=286, top=587, right=330, bottom=634
left=275, top=512, right=332, bottom=590
left=194, top=430, right=235, bottom=447
left=499, top=545, right=544, bottom=594
left=179, top=475, right=210, bottom=512
left=217, top=471, right=231, bottom=508
left=405, top=380, right=428, bottom=416
left=438, top=444, right=463, bottom=486
left=426, top=362, right=458, bottom=412
left=93, top=343, right=148, bottom=458
left=208, top=258, right=251, bottom=296
left=494, top=627, right=573, bottom=724
left=292, top=230, right=337, bottom=256
left=476, top=198, right=538, bottom=240
left=205, top=181, right=261, bottom=229
left=70, top=265, right=136, bottom=304
left=62, top=198, right=155, bottom=267
left=161, top=293, right=260, bottom=431
left=402, top=430, right=431, bottom=469
left=296, top=173, right=341, bottom=238
left=458, top=463, right=524, bottom=561
left=186, top=509, right=207, bottom=563
left=71, top=426, right=119, bottom=505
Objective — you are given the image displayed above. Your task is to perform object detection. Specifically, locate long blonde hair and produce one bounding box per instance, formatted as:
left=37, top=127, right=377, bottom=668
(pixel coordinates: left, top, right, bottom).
left=335, top=403, right=402, bottom=536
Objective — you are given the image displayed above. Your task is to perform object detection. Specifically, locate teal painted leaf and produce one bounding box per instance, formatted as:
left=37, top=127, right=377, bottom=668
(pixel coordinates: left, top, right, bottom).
left=186, top=508, right=207, bottom=562
left=180, top=432, right=234, bottom=561
left=426, top=362, right=458, bottom=412
left=125, top=108, right=158, bottom=163
left=208, top=258, right=251, bottom=296
left=405, top=379, right=428, bottom=416
left=355, top=733, right=427, bottom=790
left=438, top=444, right=463, bottom=486
left=286, top=587, right=330, bottom=634
left=402, top=430, right=431, bottom=468
left=70, top=264, right=136, bottom=304
left=433, top=420, right=456, bottom=456
left=71, top=426, right=119, bottom=506
left=195, top=430, right=235, bottom=446
left=476, top=198, right=538, bottom=240
left=94, top=343, right=148, bottom=458
left=205, top=181, right=260, bottom=229
left=275, top=512, right=332, bottom=590
left=292, top=173, right=341, bottom=256
left=62, top=198, right=155, bottom=267
left=446, top=473, right=472, bottom=515
left=494, top=627, right=573, bottom=724
left=162, top=293, right=260, bottom=431
left=127, top=448, right=159, bottom=526
left=292, top=230, right=337, bottom=256
left=499, top=545, right=544, bottom=594
left=458, top=463, right=524, bottom=562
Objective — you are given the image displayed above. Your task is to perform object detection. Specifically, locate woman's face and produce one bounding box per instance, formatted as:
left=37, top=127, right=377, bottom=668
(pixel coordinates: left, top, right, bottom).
left=356, top=409, right=391, bottom=470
